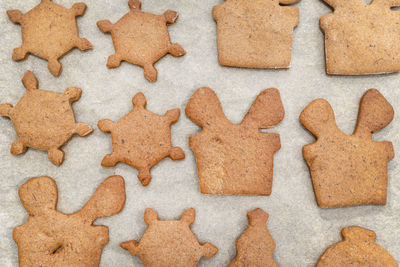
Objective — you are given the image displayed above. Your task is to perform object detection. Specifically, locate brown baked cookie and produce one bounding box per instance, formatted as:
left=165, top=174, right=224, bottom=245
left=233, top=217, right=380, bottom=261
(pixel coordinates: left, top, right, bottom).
left=317, top=226, right=397, bottom=266
left=213, top=0, right=299, bottom=69
left=97, top=0, right=185, bottom=82
left=7, top=0, right=92, bottom=77
left=229, top=209, right=278, bottom=267
left=320, top=0, right=400, bottom=75
left=120, top=208, right=218, bottom=266
left=300, top=89, right=394, bottom=207
left=98, top=92, right=185, bottom=186
left=185, top=87, right=284, bottom=195
left=14, top=175, right=126, bottom=267
left=0, top=71, right=93, bottom=166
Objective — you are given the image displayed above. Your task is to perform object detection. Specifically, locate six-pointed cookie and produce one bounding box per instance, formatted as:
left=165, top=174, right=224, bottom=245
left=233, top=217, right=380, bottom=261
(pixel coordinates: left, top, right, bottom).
left=7, top=0, right=92, bottom=77
left=0, top=71, right=93, bottom=166
left=97, top=0, right=185, bottom=82
left=98, top=92, right=185, bottom=186
left=120, top=208, right=218, bottom=266
left=14, top=175, right=126, bottom=267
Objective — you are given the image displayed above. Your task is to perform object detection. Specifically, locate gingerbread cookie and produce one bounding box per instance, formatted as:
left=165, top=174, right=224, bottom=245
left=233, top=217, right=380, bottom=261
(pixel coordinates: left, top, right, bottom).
left=120, top=208, right=218, bottom=266
left=317, top=226, right=397, bottom=266
left=229, top=209, right=278, bottom=267
left=213, top=0, right=299, bottom=69
left=300, top=89, right=394, bottom=207
left=7, top=0, right=92, bottom=77
left=185, top=87, right=284, bottom=195
left=320, top=0, right=400, bottom=75
left=98, top=92, right=185, bottom=186
left=14, top=175, right=126, bottom=267
left=97, top=0, right=185, bottom=82
left=0, top=71, right=93, bottom=166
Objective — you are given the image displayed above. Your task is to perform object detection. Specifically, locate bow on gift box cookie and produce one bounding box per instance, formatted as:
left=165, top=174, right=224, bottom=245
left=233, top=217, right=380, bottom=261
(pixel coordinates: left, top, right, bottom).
left=13, top=175, right=126, bottom=267
left=320, top=0, right=400, bottom=75
left=300, top=89, right=395, bottom=208
left=213, top=0, right=300, bottom=69
left=186, top=87, right=284, bottom=195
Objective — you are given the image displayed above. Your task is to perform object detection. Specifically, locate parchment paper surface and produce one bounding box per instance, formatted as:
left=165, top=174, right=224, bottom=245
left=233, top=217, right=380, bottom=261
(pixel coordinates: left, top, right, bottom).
left=0, top=0, right=399, bottom=266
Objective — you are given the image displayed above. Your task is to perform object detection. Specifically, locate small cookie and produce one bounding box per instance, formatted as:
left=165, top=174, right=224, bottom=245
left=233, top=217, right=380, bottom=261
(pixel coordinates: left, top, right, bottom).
left=98, top=92, right=185, bottom=186
left=317, top=226, right=397, bottom=266
left=229, top=209, right=278, bottom=267
left=120, top=208, right=218, bottom=267
left=0, top=71, right=93, bottom=166
left=185, top=87, right=284, bottom=195
left=300, top=89, right=394, bottom=207
left=320, top=0, right=400, bottom=75
left=14, top=175, right=126, bottom=267
left=97, top=0, right=185, bottom=82
left=7, top=0, right=92, bottom=77
left=213, top=0, right=299, bottom=68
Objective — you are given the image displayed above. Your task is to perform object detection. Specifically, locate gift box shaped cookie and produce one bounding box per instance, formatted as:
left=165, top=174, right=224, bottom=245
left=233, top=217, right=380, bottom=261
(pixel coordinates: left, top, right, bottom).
left=186, top=87, right=284, bottom=195
left=300, top=89, right=395, bottom=207
left=213, top=0, right=300, bottom=69
left=320, top=0, right=400, bottom=75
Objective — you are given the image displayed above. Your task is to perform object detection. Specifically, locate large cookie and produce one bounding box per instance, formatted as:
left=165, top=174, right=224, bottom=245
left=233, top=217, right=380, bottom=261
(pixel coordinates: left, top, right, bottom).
left=300, top=89, right=394, bottom=207
left=7, top=0, right=92, bottom=77
left=97, top=0, right=185, bottom=82
left=317, top=226, right=397, bottom=266
left=320, top=0, right=400, bottom=75
left=120, top=208, right=218, bottom=266
left=98, top=92, right=185, bottom=186
left=14, top=175, right=126, bottom=267
left=186, top=87, right=284, bottom=195
left=213, top=0, right=300, bottom=68
left=0, top=71, right=93, bottom=166
left=229, top=209, right=278, bottom=267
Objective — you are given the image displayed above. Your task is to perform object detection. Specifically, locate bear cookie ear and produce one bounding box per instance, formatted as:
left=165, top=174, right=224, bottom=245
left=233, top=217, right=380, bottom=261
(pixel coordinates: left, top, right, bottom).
left=300, top=98, right=338, bottom=138
left=144, top=208, right=159, bottom=225
left=19, top=177, right=58, bottom=216
left=79, top=176, right=126, bottom=222
left=180, top=208, right=195, bottom=225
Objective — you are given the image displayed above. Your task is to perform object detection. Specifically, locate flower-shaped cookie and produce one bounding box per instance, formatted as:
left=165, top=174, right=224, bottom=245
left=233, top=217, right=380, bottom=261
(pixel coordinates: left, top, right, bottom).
left=97, top=0, right=185, bottom=82
left=0, top=71, right=93, bottom=165
left=7, top=0, right=92, bottom=77
left=98, top=92, right=184, bottom=186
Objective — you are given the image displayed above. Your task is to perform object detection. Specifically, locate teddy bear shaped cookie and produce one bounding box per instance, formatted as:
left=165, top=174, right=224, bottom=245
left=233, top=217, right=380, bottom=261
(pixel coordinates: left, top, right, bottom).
left=317, top=226, right=397, bottom=266
left=98, top=92, right=184, bottom=186
left=7, top=0, right=92, bottom=77
left=213, top=0, right=300, bottom=69
left=120, top=208, right=218, bottom=267
left=0, top=71, right=93, bottom=166
left=186, top=87, right=284, bottom=195
left=300, top=89, right=394, bottom=207
left=320, top=0, right=400, bottom=75
left=97, top=0, right=185, bottom=82
left=13, top=175, right=126, bottom=267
